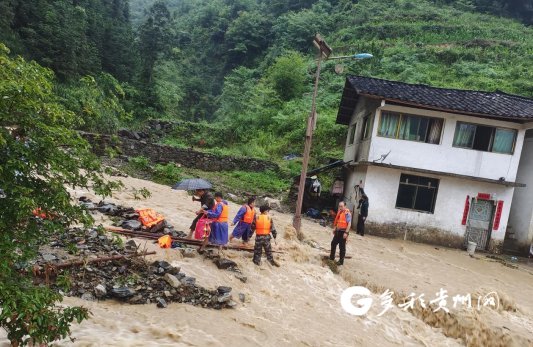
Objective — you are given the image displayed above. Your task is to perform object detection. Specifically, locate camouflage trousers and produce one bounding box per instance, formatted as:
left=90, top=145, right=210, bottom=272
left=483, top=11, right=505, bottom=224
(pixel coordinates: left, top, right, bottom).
left=253, top=235, right=274, bottom=263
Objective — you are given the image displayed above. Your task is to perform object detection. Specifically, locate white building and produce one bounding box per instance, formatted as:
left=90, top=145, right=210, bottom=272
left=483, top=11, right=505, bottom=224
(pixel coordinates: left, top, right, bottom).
left=336, top=76, right=533, bottom=252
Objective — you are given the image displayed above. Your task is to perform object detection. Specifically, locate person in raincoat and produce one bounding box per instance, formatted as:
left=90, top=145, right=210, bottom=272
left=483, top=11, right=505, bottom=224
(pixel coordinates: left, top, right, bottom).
left=199, top=192, right=229, bottom=253
left=187, top=189, right=214, bottom=239
left=230, top=196, right=256, bottom=244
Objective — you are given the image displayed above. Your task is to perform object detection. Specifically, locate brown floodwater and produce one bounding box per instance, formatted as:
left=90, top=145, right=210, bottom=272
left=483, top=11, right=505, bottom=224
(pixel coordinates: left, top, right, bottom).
left=1, top=176, right=532, bottom=346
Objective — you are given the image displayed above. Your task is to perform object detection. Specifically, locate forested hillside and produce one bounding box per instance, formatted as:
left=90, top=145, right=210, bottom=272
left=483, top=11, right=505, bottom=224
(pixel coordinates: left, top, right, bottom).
left=1, top=0, right=532, bottom=165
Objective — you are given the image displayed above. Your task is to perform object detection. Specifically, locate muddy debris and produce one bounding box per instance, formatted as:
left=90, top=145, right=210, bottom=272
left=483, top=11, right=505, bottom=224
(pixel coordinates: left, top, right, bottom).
left=81, top=197, right=187, bottom=238
left=34, top=227, right=235, bottom=310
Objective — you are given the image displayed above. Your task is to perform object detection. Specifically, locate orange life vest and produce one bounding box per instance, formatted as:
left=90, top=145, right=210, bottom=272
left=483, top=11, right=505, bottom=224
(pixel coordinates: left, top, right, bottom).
left=255, top=214, right=272, bottom=236
left=216, top=202, right=229, bottom=223
left=334, top=208, right=351, bottom=229
left=137, top=208, right=165, bottom=228
left=158, top=235, right=172, bottom=248
left=242, top=205, right=255, bottom=224
left=32, top=208, right=48, bottom=219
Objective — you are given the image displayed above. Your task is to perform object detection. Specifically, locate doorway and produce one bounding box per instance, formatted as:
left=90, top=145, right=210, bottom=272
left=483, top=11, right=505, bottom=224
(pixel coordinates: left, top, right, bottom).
left=464, top=198, right=495, bottom=250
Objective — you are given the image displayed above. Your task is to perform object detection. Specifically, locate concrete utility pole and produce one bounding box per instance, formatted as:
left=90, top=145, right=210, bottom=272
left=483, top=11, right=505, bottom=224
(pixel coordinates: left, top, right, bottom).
left=292, top=34, right=332, bottom=238
left=292, top=34, right=372, bottom=238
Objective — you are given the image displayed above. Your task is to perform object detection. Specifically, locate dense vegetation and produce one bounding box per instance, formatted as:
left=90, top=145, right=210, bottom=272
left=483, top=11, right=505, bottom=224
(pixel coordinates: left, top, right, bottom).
left=1, top=0, right=532, bottom=166
left=0, top=44, right=119, bottom=346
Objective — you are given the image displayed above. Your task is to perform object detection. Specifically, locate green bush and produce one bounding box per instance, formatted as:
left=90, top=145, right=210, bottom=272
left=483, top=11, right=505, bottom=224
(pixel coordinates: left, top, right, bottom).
left=129, top=156, right=150, bottom=170
left=152, top=163, right=183, bottom=183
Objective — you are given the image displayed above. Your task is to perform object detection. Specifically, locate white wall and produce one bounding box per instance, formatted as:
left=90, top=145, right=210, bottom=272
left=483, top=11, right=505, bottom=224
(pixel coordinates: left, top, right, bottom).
left=343, top=166, right=368, bottom=211
left=366, top=104, right=525, bottom=182
left=352, top=166, right=515, bottom=240
left=507, top=131, right=533, bottom=245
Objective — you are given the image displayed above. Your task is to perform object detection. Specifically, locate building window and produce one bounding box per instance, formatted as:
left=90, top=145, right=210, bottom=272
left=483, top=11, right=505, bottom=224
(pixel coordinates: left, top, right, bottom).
left=361, top=114, right=372, bottom=140
left=378, top=111, right=443, bottom=144
left=453, top=122, right=517, bottom=154
left=348, top=124, right=357, bottom=145
left=395, top=174, right=439, bottom=213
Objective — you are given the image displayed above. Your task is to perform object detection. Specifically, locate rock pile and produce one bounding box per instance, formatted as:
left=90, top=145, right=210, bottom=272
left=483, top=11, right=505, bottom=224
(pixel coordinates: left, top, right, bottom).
left=35, top=228, right=236, bottom=309
left=81, top=197, right=187, bottom=238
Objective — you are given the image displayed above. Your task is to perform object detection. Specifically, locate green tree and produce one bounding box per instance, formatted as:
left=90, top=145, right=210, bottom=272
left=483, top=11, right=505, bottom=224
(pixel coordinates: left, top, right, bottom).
left=58, top=73, right=131, bottom=134
left=138, top=1, right=174, bottom=86
left=0, top=44, right=119, bottom=345
left=267, top=51, right=307, bottom=101
left=224, top=10, right=272, bottom=68
left=152, top=57, right=185, bottom=117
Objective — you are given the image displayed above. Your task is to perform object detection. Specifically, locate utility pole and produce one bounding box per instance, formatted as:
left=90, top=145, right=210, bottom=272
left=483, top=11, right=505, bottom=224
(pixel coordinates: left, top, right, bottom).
left=293, top=34, right=332, bottom=238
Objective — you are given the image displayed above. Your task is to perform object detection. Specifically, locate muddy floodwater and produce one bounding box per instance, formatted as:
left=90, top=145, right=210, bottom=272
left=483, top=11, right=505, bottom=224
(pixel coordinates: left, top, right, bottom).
left=2, top=176, right=532, bottom=346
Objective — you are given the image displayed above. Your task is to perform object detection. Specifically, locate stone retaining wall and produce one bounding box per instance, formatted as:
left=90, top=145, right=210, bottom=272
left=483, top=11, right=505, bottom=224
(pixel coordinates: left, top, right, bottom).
left=81, top=132, right=279, bottom=173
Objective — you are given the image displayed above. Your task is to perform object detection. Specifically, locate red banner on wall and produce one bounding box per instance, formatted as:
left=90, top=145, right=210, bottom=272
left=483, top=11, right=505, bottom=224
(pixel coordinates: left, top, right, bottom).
left=477, top=193, right=491, bottom=200
left=461, top=195, right=470, bottom=225
left=493, top=201, right=504, bottom=230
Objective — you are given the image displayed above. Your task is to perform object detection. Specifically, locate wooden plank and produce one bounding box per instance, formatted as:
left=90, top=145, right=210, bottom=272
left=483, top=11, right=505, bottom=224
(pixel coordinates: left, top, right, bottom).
left=105, top=226, right=284, bottom=254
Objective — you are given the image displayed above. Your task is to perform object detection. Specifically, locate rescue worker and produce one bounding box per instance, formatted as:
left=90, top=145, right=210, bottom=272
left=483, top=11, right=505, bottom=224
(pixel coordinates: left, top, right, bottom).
left=199, top=192, right=228, bottom=253
left=229, top=197, right=256, bottom=243
left=187, top=189, right=214, bottom=239
left=251, top=205, right=280, bottom=267
left=329, top=201, right=351, bottom=266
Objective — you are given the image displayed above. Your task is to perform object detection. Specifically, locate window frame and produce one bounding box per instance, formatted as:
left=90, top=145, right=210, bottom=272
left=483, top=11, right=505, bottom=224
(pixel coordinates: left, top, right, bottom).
left=347, top=123, right=357, bottom=146
left=452, top=121, right=517, bottom=155
left=360, top=113, right=373, bottom=141
left=377, top=110, right=444, bottom=145
left=395, top=173, right=440, bottom=214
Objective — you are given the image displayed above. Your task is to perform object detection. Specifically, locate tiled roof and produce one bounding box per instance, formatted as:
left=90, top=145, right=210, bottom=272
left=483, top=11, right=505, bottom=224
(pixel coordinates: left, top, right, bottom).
left=336, top=76, right=533, bottom=125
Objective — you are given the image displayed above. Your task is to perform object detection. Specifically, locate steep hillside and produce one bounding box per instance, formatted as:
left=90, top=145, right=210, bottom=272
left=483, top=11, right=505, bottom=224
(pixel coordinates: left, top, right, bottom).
left=1, top=0, right=532, bottom=165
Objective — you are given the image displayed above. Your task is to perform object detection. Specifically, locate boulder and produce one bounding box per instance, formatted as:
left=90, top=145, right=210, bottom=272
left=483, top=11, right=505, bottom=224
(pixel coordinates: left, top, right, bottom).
left=121, top=220, right=141, bottom=230
left=111, top=287, right=135, bottom=298
left=181, top=248, right=197, bottom=258
left=156, top=297, right=168, bottom=308
left=238, top=293, right=246, bottom=303
left=81, top=293, right=95, bottom=302
left=217, top=292, right=232, bottom=303
left=214, top=258, right=237, bottom=270
left=164, top=273, right=181, bottom=288
left=94, top=284, right=107, bottom=298
left=153, top=260, right=172, bottom=270
left=97, top=204, right=117, bottom=215
left=217, top=286, right=232, bottom=294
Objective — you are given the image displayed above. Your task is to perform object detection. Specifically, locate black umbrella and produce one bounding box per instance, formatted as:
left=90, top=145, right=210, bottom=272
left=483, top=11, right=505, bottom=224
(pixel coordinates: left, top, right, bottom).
left=172, top=178, right=212, bottom=191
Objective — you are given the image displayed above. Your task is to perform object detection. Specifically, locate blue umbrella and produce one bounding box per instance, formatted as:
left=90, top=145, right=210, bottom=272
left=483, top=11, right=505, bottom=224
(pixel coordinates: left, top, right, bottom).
left=172, top=178, right=212, bottom=191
